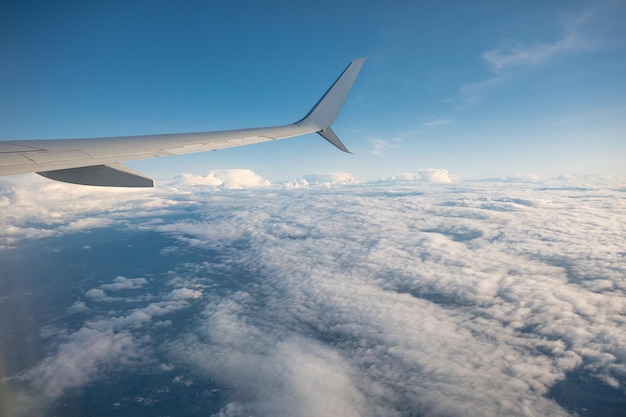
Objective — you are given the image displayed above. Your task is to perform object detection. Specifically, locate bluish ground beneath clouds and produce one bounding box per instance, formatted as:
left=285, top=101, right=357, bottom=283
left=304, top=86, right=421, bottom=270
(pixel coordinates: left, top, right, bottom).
left=1, top=172, right=625, bottom=417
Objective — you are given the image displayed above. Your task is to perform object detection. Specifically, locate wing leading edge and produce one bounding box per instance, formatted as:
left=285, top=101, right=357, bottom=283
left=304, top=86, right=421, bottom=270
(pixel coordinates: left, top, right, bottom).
left=0, top=57, right=367, bottom=187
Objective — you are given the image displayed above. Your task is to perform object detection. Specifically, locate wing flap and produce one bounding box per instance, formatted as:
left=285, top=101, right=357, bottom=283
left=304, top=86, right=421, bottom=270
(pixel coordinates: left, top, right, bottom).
left=37, top=163, right=154, bottom=187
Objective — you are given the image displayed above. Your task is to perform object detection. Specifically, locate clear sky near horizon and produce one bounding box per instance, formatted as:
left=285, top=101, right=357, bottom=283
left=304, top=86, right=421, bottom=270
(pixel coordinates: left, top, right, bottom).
left=1, top=0, right=625, bottom=181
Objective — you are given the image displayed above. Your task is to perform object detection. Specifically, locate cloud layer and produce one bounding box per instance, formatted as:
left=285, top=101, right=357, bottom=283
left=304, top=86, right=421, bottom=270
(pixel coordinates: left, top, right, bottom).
left=1, top=173, right=625, bottom=416
left=175, top=169, right=271, bottom=189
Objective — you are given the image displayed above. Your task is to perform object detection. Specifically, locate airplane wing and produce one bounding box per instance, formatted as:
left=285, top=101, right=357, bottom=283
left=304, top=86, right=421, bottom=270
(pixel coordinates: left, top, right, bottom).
left=0, top=57, right=367, bottom=187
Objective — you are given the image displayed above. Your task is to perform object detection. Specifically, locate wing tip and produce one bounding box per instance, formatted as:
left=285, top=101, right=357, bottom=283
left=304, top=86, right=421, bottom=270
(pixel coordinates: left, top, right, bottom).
left=317, top=127, right=352, bottom=154
left=296, top=56, right=368, bottom=131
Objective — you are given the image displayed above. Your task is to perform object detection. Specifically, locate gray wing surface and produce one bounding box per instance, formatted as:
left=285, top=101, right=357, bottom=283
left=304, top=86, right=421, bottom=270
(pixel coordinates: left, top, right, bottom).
left=0, top=57, right=367, bottom=187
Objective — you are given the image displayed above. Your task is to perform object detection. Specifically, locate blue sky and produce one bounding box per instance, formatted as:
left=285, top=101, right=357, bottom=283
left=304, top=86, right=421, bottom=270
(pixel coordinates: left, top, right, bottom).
left=1, top=0, right=625, bottom=181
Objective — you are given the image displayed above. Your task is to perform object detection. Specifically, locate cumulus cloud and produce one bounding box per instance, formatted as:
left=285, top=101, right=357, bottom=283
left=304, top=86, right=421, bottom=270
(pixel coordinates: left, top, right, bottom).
left=7, top=328, right=143, bottom=415
left=85, top=288, right=117, bottom=302
left=168, top=288, right=203, bottom=300
left=86, top=299, right=194, bottom=331
left=282, top=173, right=359, bottom=189
left=378, top=168, right=452, bottom=183
left=417, top=168, right=452, bottom=183
left=169, top=297, right=369, bottom=417
left=2, top=174, right=626, bottom=416
left=101, top=276, right=148, bottom=291
left=298, top=173, right=358, bottom=187
left=154, top=176, right=625, bottom=416
left=175, top=169, right=270, bottom=189
left=0, top=174, right=177, bottom=248
left=282, top=178, right=310, bottom=189
left=67, top=301, right=89, bottom=314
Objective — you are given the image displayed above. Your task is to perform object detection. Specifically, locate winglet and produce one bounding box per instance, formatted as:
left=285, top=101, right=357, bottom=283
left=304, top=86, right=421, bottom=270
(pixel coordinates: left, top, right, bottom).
left=296, top=57, right=367, bottom=153
left=317, top=127, right=352, bottom=153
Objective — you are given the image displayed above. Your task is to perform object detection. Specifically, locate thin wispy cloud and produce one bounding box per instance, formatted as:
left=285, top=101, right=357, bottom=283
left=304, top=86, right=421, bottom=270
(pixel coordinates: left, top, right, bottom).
left=420, top=119, right=453, bottom=127
left=456, top=9, right=602, bottom=107
left=551, top=105, right=626, bottom=127
left=482, top=11, right=597, bottom=73
left=370, top=138, right=397, bottom=157
left=457, top=76, right=508, bottom=107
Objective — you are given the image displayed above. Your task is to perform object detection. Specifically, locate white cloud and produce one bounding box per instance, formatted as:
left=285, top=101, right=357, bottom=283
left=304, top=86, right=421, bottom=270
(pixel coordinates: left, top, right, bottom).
left=85, top=288, right=113, bottom=301
left=156, top=176, right=625, bottom=416
left=417, top=168, right=452, bottom=183
left=8, top=328, right=143, bottom=414
left=175, top=169, right=270, bottom=189
left=455, top=9, right=608, bottom=107
left=370, top=138, right=395, bottom=157
left=378, top=168, right=453, bottom=183
left=61, top=217, right=113, bottom=232
left=168, top=288, right=203, bottom=300
left=67, top=301, right=89, bottom=314
left=160, top=363, right=175, bottom=372
left=298, top=173, right=358, bottom=187
left=420, top=119, right=453, bottom=127
left=282, top=178, right=310, bottom=189
left=482, top=11, right=597, bottom=73
left=86, top=300, right=193, bottom=331
left=2, top=174, right=626, bottom=416
left=170, top=297, right=370, bottom=417
left=0, top=174, right=176, bottom=248
left=101, top=276, right=148, bottom=291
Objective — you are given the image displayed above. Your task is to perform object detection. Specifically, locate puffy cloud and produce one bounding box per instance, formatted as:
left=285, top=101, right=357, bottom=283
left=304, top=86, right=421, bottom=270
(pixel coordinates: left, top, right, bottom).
left=7, top=328, right=143, bottom=415
left=298, top=172, right=358, bottom=187
left=417, top=168, right=452, bottom=183
left=101, top=276, right=148, bottom=291
left=0, top=174, right=177, bottom=247
left=86, top=300, right=193, bottom=331
left=282, top=178, right=309, bottom=189
left=168, top=288, right=203, bottom=300
left=378, top=169, right=452, bottom=183
left=155, top=176, right=625, bottom=416
left=67, top=301, right=89, bottom=314
left=2, top=174, right=626, bottom=416
left=175, top=169, right=270, bottom=189
left=85, top=288, right=114, bottom=301
left=170, top=297, right=369, bottom=417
